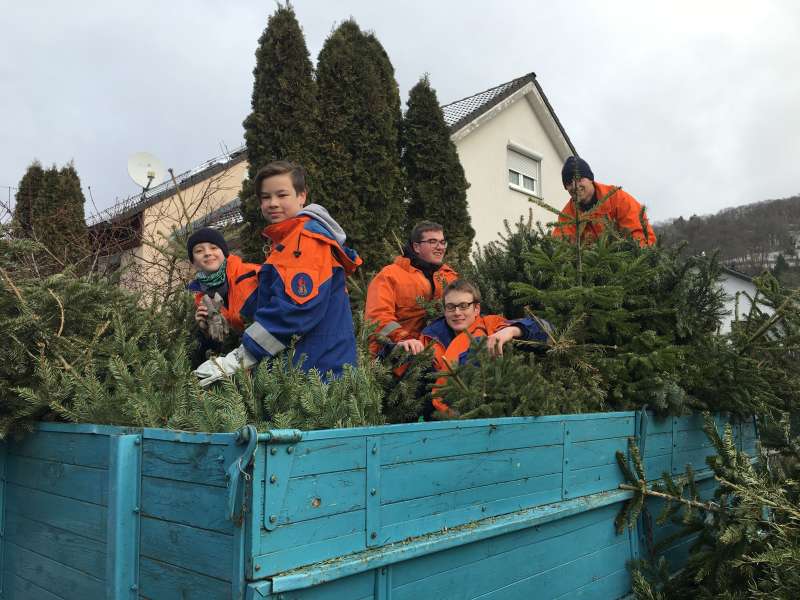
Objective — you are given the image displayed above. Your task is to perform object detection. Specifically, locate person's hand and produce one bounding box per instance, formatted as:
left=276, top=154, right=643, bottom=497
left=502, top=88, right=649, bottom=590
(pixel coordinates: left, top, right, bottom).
left=486, top=326, right=522, bottom=356
left=194, top=345, right=257, bottom=387
left=397, top=338, right=425, bottom=355
left=195, top=303, right=209, bottom=329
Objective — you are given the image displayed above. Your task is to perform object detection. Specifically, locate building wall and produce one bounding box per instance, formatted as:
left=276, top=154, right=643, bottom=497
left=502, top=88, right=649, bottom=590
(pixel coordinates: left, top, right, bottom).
left=453, top=94, right=570, bottom=248
left=118, top=159, right=248, bottom=297
left=718, top=272, right=774, bottom=333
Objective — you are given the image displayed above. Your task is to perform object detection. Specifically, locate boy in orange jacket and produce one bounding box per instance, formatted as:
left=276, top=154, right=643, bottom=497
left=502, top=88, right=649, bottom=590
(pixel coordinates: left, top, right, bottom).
left=553, top=156, right=656, bottom=247
left=186, top=228, right=260, bottom=366
left=194, top=161, right=361, bottom=386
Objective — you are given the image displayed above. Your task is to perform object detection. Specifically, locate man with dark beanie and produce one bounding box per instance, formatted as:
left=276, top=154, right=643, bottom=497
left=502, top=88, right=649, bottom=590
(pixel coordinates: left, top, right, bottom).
left=186, top=227, right=260, bottom=366
left=552, top=156, right=656, bottom=247
left=365, top=221, right=458, bottom=356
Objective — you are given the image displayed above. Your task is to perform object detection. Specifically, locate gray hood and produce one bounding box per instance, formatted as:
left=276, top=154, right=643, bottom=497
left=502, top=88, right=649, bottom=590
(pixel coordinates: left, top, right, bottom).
left=298, top=203, right=347, bottom=246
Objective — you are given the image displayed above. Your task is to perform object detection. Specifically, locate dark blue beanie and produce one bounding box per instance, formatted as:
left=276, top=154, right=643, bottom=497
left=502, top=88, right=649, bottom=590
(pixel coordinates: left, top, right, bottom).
left=187, top=227, right=229, bottom=261
left=561, top=156, right=594, bottom=186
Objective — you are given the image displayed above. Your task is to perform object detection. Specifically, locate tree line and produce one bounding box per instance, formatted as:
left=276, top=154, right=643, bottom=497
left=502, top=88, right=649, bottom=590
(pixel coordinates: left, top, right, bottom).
left=655, top=194, right=800, bottom=282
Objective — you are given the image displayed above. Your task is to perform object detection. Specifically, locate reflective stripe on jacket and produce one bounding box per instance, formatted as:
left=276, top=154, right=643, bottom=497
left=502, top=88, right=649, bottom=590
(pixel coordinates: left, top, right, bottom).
left=188, top=254, right=259, bottom=332
left=552, top=181, right=656, bottom=247
left=242, top=215, right=362, bottom=379
left=364, top=257, right=458, bottom=355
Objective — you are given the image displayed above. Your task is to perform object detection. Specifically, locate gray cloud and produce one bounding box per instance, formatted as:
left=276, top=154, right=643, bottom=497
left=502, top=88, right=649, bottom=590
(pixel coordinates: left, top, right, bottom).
left=2, top=0, right=798, bottom=224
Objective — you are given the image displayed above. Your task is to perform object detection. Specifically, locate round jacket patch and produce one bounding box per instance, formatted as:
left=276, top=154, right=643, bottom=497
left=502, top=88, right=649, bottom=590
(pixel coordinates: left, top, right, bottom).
left=291, top=272, right=314, bottom=298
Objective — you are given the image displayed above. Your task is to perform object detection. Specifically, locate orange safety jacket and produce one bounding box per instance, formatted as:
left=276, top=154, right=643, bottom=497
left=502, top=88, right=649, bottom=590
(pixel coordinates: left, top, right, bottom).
left=421, top=315, right=513, bottom=414
left=552, top=181, right=656, bottom=247
left=364, top=256, right=458, bottom=355
left=189, top=254, right=260, bottom=332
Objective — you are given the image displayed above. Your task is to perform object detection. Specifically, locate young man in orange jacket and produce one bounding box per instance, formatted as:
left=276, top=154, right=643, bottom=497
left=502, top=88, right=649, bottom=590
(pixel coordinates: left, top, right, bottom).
left=552, top=156, right=656, bottom=247
left=400, top=280, right=551, bottom=417
left=186, top=227, right=260, bottom=366
left=364, top=221, right=458, bottom=356
left=194, top=161, right=362, bottom=386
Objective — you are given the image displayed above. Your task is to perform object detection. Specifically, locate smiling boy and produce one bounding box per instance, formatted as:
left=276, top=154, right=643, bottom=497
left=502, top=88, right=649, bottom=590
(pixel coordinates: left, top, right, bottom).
left=364, top=221, right=458, bottom=356
left=193, top=161, right=362, bottom=385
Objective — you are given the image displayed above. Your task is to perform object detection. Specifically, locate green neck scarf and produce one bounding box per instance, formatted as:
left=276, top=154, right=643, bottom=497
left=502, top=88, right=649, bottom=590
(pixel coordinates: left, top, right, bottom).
left=196, top=259, right=227, bottom=289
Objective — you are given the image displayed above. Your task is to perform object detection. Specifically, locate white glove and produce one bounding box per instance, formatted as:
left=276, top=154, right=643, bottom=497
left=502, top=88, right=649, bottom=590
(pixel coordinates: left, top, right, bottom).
left=194, top=345, right=258, bottom=387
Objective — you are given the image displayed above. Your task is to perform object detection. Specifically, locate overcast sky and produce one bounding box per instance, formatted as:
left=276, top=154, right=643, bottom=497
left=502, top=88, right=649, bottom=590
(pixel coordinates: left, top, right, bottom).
left=2, top=0, right=799, bottom=224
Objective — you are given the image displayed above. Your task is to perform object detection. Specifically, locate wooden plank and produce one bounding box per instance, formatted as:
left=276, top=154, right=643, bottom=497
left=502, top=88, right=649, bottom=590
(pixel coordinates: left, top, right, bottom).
left=2, top=571, right=66, bottom=600
left=138, top=556, right=230, bottom=600
left=269, top=570, right=374, bottom=600
left=5, top=484, right=106, bottom=542
left=569, top=437, right=629, bottom=470
left=4, top=512, right=105, bottom=580
left=565, top=463, right=624, bottom=498
left=674, top=429, right=714, bottom=451
left=3, top=541, right=104, bottom=600
left=568, top=415, right=635, bottom=442
left=277, top=470, right=366, bottom=525
left=467, top=540, right=630, bottom=600
left=643, top=431, right=673, bottom=456
left=382, top=472, right=562, bottom=526
left=140, top=476, right=232, bottom=534
left=280, top=437, right=367, bottom=478
left=552, top=567, right=630, bottom=599
left=645, top=415, right=674, bottom=435
left=644, top=455, right=672, bottom=481
left=141, top=439, right=238, bottom=488
left=380, top=420, right=563, bottom=465
left=675, top=413, right=706, bottom=432
left=673, top=446, right=717, bottom=473
left=259, top=508, right=363, bottom=551
left=391, top=503, right=620, bottom=588
left=391, top=508, right=625, bottom=599
left=381, top=481, right=562, bottom=545
left=382, top=445, right=563, bottom=504
left=256, top=531, right=364, bottom=577
left=6, top=431, right=108, bottom=468
left=139, top=517, right=232, bottom=582
left=5, top=455, right=107, bottom=505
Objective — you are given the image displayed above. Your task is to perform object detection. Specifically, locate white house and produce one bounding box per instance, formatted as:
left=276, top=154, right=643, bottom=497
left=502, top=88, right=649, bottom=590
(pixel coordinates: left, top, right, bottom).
left=442, top=72, right=577, bottom=247
left=718, top=266, right=774, bottom=333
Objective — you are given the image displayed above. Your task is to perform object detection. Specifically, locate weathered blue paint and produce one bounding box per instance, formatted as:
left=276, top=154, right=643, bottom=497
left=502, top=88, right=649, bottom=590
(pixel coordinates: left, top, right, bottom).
left=0, top=443, right=6, bottom=597
left=106, top=433, right=142, bottom=599
left=0, top=411, right=759, bottom=600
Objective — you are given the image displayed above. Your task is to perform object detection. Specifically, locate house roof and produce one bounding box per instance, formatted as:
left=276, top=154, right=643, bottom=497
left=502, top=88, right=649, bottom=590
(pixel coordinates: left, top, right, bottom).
left=441, top=72, right=577, bottom=155
left=87, top=146, right=246, bottom=228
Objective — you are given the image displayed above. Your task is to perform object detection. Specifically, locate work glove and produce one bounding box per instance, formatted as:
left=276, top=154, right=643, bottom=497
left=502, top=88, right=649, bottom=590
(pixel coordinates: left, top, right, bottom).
left=194, top=345, right=258, bottom=387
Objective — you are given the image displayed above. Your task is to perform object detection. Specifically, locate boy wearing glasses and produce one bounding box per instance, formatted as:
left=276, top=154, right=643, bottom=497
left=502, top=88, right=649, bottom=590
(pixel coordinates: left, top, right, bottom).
left=401, top=280, right=550, bottom=416
left=365, top=220, right=458, bottom=356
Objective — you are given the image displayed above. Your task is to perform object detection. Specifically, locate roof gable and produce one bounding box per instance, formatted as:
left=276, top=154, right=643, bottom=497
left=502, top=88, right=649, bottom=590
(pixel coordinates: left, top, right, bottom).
left=441, top=72, right=576, bottom=157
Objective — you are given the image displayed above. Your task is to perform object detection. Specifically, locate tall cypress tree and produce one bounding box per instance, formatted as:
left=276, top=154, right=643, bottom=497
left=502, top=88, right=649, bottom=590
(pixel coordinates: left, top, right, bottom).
left=12, top=161, right=44, bottom=237
left=12, top=161, right=88, bottom=269
left=315, top=19, right=405, bottom=267
left=402, top=76, right=474, bottom=263
left=239, top=3, right=319, bottom=260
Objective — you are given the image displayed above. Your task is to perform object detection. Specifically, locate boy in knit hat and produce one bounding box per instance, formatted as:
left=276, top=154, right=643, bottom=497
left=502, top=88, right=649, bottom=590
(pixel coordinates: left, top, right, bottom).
left=186, top=227, right=260, bottom=365
left=193, top=161, right=362, bottom=386
left=553, top=156, right=656, bottom=247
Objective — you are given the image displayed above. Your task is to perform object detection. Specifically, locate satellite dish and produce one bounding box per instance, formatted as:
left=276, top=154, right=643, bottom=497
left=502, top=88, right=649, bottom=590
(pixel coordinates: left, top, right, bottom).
left=127, top=152, right=165, bottom=191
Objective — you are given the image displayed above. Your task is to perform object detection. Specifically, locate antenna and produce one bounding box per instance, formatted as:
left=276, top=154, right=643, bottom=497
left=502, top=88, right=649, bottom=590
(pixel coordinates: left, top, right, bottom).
left=127, top=152, right=165, bottom=195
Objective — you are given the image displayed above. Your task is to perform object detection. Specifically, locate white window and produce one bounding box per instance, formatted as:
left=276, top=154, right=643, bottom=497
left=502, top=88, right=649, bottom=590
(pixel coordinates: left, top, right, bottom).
left=507, top=146, right=541, bottom=197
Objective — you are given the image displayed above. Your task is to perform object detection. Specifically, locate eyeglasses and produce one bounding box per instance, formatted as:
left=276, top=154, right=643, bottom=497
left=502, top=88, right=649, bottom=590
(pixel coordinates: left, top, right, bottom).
left=444, top=301, right=476, bottom=313
left=417, top=238, right=448, bottom=248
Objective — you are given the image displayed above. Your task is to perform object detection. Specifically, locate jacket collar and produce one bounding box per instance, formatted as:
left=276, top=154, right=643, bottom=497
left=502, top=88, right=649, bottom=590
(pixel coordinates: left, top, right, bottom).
left=262, top=215, right=308, bottom=244
left=422, top=315, right=489, bottom=347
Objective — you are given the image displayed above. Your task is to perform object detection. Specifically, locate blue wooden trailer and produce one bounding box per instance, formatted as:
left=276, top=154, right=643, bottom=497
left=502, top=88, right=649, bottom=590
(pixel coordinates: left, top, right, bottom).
left=0, top=411, right=757, bottom=600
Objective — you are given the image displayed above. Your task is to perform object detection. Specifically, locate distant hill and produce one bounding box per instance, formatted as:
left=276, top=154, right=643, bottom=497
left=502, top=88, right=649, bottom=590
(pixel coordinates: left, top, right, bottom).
left=655, top=194, right=800, bottom=278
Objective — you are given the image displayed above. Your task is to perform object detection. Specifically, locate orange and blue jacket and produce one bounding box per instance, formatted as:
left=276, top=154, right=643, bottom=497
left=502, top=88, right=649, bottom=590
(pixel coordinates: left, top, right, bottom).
left=552, top=181, right=656, bottom=247
left=365, top=256, right=458, bottom=355
left=188, top=254, right=259, bottom=332
left=420, top=314, right=550, bottom=414
left=242, top=205, right=362, bottom=379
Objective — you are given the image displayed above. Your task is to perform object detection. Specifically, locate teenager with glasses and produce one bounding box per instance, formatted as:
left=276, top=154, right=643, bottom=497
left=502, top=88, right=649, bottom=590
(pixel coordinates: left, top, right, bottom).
left=401, top=279, right=551, bottom=417
left=365, top=220, right=458, bottom=357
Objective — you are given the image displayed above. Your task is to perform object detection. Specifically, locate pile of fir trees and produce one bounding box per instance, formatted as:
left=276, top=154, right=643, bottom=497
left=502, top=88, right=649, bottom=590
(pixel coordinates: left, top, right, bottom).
left=436, top=213, right=800, bottom=422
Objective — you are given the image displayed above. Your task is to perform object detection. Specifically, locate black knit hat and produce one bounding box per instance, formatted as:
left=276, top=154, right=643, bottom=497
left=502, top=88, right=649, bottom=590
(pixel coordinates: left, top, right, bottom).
left=561, top=156, right=594, bottom=187
left=187, top=227, right=229, bottom=261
